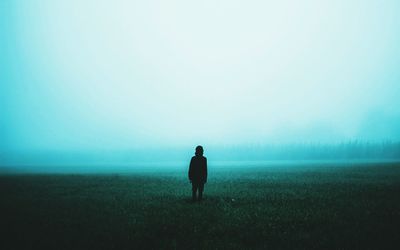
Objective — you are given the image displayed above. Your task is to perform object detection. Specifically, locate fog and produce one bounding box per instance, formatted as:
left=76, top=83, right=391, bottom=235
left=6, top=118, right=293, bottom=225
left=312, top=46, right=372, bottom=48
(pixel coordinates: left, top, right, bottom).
left=1, top=1, right=400, bottom=167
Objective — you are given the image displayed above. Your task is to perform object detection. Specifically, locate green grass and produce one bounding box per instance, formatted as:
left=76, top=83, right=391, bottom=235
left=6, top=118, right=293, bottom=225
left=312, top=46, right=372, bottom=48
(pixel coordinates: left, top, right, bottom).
left=1, top=162, right=400, bottom=249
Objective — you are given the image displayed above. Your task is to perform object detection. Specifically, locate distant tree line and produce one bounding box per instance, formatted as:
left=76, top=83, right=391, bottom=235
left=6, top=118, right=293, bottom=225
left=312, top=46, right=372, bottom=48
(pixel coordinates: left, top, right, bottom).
left=209, top=141, right=400, bottom=161
left=1, top=141, right=399, bottom=166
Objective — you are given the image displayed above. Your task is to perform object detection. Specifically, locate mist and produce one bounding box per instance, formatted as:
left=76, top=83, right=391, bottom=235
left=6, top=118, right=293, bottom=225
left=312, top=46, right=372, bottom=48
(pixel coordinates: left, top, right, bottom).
left=1, top=0, right=400, bottom=168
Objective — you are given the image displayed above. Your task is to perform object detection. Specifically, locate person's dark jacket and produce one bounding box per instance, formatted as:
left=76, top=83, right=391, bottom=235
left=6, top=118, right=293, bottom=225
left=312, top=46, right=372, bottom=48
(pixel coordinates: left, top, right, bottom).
left=188, top=155, right=207, bottom=183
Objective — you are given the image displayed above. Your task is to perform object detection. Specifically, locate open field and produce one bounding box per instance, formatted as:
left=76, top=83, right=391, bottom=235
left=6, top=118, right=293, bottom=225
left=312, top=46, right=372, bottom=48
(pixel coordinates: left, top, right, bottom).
left=1, top=161, right=400, bottom=249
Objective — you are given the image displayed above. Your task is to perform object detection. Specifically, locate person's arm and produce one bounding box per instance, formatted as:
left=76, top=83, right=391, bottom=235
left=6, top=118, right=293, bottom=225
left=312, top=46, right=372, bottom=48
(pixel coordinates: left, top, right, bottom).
left=204, top=157, right=207, bottom=183
left=188, top=158, right=193, bottom=182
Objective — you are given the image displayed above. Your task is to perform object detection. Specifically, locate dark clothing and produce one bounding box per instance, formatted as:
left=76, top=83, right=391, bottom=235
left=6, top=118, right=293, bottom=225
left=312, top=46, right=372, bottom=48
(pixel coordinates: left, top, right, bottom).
left=188, top=155, right=207, bottom=201
left=192, top=181, right=204, bottom=201
left=188, top=156, right=207, bottom=183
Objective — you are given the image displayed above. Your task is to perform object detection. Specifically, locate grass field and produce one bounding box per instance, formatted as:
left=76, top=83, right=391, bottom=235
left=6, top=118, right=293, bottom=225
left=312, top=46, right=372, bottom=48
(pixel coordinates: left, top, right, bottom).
left=1, top=161, right=400, bottom=249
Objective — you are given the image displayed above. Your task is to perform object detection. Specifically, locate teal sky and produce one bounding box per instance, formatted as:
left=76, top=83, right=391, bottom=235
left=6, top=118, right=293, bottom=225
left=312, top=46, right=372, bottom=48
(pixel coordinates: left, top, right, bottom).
left=1, top=0, right=400, bottom=152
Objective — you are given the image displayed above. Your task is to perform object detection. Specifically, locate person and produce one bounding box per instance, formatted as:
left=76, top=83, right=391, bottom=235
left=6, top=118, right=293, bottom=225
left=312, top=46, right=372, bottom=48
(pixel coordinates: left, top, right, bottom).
left=188, top=145, right=207, bottom=202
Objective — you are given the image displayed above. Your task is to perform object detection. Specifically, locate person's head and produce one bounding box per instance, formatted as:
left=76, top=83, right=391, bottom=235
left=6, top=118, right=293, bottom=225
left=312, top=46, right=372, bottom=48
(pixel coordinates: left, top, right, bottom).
left=195, top=145, right=204, bottom=156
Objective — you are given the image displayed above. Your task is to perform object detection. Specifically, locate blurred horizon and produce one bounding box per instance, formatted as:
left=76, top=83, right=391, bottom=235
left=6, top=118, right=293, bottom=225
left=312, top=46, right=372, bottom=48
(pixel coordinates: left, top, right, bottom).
left=1, top=141, right=399, bottom=167
left=1, top=0, right=400, bottom=165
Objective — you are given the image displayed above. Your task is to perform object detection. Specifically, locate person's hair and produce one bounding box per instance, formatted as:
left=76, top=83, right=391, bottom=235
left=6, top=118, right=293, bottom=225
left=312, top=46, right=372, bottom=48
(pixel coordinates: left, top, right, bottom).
left=195, top=145, right=204, bottom=156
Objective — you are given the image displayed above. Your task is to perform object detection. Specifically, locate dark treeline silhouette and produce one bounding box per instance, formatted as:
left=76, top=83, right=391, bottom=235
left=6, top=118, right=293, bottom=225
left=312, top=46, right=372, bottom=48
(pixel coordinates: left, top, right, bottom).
left=210, top=141, right=400, bottom=161
left=1, top=141, right=399, bottom=167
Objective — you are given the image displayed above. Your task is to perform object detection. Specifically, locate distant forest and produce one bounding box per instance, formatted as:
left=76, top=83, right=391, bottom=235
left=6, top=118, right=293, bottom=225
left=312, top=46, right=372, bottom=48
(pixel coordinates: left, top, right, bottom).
left=209, top=141, right=400, bottom=161
left=1, top=141, right=400, bottom=166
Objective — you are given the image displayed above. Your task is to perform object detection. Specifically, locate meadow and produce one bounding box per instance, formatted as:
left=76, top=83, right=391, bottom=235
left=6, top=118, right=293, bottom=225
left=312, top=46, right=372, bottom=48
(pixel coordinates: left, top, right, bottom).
left=1, top=161, right=400, bottom=249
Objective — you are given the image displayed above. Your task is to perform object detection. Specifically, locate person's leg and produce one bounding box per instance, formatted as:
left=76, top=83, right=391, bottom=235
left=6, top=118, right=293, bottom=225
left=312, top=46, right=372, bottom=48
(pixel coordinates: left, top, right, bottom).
left=192, top=182, right=198, bottom=201
left=198, top=183, right=204, bottom=201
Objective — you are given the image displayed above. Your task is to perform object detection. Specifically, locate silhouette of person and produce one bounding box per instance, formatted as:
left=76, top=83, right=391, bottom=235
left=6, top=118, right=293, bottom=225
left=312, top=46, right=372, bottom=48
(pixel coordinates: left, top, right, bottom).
left=188, top=145, right=207, bottom=202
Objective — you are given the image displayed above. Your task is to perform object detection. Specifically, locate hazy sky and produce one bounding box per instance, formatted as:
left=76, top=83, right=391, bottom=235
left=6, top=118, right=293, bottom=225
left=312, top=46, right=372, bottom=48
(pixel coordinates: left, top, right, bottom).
left=1, top=0, right=400, bottom=151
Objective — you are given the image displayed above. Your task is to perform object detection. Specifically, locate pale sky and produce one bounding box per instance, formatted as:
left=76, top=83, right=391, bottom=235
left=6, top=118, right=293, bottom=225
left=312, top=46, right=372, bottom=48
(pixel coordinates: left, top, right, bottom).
left=1, top=0, right=400, bottom=151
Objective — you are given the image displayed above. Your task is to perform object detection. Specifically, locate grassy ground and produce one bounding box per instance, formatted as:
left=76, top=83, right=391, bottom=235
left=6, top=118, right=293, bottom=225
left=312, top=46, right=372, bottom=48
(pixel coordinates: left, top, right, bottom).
left=1, top=162, right=400, bottom=249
